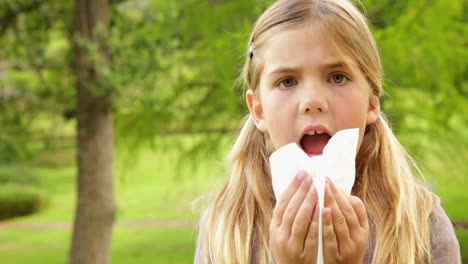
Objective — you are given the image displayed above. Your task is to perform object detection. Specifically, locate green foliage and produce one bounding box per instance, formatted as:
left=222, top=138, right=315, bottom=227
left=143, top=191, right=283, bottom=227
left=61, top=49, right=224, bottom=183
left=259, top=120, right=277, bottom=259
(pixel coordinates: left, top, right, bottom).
left=111, top=0, right=262, bottom=149
left=0, top=165, right=47, bottom=220
left=28, top=147, right=76, bottom=168
left=0, top=135, right=31, bottom=162
left=0, top=165, right=39, bottom=185
left=0, top=0, right=74, bottom=162
left=0, top=0, right=466, bottom=165
left=368, top=0, right=467, bottom=159
left=0, top=184, right=47, bottom=220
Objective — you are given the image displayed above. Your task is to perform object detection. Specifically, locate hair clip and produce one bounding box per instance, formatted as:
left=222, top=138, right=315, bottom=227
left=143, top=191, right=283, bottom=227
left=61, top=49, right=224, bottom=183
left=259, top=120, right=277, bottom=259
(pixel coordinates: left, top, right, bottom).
left=248, top=42, right=254, bottom=58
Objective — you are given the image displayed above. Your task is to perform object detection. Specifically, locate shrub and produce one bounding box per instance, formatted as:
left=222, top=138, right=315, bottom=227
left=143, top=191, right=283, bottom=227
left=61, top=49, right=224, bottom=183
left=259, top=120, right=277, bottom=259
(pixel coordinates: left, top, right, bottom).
left=0, top=165, right=39, bottom=186
left=0, top=184, right=47, bottom=220
left=29, top=148, right=75, bottom=168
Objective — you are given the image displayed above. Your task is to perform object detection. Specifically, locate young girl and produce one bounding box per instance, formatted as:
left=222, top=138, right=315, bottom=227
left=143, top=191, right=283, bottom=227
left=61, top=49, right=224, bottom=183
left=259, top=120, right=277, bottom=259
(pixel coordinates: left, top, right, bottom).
left=195, top=0, right=460, bottom=263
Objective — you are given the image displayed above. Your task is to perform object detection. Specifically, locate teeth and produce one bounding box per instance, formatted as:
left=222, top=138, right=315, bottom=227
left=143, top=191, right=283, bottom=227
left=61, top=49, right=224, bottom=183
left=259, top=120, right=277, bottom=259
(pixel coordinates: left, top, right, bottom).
left=307, top=130, right=324, bottom=136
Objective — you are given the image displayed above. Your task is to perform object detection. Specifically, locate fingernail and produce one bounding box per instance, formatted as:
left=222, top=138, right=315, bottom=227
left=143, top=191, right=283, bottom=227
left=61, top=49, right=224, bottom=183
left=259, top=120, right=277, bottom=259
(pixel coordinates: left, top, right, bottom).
left=297, top=171, right=306, bottom=181
left=327, top=178, right=336, bottom=192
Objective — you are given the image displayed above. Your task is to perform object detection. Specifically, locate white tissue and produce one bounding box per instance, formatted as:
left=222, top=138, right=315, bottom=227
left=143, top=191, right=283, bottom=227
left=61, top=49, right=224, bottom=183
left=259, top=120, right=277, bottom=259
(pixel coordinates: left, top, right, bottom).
left=269, top=128, right=359, bottom=264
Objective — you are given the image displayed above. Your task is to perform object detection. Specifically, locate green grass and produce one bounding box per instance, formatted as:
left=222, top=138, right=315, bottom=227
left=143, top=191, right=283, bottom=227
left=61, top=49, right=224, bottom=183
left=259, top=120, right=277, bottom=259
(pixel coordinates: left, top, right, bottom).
left=0, top=229, right=69, bottom=264
left=0, top=226, right=197, bottom=264
left=112, top=226, right=197, bottom=263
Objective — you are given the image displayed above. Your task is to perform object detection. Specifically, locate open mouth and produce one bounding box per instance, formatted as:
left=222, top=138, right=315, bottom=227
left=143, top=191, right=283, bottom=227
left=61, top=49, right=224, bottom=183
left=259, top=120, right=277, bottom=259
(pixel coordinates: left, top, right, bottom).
left=300, top=130, right=331, bottom=157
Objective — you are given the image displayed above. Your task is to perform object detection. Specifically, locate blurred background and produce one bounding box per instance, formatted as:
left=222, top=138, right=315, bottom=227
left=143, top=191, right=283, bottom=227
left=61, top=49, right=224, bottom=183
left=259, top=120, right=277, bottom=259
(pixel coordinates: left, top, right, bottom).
left=0, top=0, right=466, bottom=263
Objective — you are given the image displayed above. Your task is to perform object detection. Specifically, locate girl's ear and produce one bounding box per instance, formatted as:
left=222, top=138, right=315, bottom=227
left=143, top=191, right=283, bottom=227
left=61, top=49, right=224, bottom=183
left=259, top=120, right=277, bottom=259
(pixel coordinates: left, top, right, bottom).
left=366, top=97, right=381, bottom=124
left=246, top=89, right=268, bottom=132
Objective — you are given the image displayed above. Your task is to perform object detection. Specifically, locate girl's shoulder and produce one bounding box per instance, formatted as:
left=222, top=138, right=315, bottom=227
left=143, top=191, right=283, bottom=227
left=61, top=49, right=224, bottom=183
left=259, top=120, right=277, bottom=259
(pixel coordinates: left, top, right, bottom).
left=429, top=196, right=461, bottom=264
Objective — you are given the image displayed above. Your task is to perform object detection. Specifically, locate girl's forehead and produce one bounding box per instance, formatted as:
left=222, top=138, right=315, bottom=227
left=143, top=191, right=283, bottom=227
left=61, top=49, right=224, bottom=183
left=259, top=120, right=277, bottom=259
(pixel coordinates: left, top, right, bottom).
left=260, top=24, right=358, bottom=75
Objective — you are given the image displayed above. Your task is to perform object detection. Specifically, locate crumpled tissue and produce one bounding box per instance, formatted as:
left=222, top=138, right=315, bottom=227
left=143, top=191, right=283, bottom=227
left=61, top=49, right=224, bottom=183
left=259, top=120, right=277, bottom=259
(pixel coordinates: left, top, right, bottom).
left=269, top=128, right=359, bottom=264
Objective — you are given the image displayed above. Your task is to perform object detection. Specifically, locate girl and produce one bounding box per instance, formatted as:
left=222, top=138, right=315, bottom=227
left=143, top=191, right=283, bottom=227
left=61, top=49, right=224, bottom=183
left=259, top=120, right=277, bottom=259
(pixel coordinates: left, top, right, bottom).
left=195, top=0, right=460, bottom=263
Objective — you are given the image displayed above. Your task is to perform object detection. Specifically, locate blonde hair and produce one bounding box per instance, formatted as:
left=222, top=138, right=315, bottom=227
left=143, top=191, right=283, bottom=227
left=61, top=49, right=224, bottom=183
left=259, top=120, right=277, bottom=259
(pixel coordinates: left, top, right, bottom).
left=202, top=0, right=434, bottom=263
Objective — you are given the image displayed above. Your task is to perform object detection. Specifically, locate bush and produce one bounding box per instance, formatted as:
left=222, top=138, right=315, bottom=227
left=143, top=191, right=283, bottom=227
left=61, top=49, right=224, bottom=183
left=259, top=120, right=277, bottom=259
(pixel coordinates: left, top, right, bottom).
left=0, top=184, right=47, bottom=220
left=0, top=165, right=39, bottom=186
left=0, top=165, right=46, bottom=220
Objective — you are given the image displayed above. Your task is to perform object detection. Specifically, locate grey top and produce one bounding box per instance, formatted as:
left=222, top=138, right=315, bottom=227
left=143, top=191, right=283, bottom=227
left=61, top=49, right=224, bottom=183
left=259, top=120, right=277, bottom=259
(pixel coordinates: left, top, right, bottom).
left=195, top=200, right=461, bottom=263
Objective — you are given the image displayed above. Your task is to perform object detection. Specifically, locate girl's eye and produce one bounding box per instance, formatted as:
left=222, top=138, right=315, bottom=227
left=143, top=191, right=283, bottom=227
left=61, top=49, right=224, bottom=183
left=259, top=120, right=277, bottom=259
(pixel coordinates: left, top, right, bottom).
left=278, top=78, right=297, bottom=89
left=329, top=74, right=348, bottom=84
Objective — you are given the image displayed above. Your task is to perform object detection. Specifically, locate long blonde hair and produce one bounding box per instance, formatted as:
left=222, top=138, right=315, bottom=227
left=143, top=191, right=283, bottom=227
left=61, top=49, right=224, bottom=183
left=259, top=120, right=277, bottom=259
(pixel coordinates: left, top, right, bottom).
left=202, top=0, right=434, bottom=263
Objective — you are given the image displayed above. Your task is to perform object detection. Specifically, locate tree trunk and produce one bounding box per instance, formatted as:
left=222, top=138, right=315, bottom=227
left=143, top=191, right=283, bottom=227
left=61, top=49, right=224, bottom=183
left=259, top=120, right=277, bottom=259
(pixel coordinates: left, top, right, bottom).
left=69, top=0, right=115, bottom=264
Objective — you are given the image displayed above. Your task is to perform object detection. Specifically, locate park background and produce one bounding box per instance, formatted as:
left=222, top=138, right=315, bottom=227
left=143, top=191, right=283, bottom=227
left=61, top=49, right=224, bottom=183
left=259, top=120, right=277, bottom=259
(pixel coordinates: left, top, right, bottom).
left=0, top=0, right=466, bottom=263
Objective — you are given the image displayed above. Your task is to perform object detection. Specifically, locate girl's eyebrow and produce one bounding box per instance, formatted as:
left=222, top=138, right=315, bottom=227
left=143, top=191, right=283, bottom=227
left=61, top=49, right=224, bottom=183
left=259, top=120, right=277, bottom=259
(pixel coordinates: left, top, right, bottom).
left=266, top=60, right=356, bottom=78
left=266, top=66, right=300, bottom=77
left=322, top=61, right=355, bottom=71
left=326, top=62, right=346, bottom=69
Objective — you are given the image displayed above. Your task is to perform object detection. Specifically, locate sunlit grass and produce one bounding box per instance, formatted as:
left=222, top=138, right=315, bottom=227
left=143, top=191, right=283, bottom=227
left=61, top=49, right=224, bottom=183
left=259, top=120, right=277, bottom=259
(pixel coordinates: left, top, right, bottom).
left=0, top=226, right=196, bottom=264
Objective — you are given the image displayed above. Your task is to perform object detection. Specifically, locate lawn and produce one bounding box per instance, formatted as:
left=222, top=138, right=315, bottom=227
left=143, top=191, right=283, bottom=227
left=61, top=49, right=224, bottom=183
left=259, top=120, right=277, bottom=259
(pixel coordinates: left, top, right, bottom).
left=0, top=226, right=197, bottom=264
left=0, top=135, right=466, bottom=263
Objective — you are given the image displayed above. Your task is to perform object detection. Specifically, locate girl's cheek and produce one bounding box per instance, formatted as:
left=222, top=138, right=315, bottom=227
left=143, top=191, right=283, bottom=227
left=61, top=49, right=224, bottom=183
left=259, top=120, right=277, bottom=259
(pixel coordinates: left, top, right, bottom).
left=263, top=90, right=288, bottom=106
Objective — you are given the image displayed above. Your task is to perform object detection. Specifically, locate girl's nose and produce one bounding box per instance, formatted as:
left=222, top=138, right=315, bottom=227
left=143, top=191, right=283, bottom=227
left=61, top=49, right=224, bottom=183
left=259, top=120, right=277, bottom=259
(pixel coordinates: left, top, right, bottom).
left=299, top=85, right=328, bottom=114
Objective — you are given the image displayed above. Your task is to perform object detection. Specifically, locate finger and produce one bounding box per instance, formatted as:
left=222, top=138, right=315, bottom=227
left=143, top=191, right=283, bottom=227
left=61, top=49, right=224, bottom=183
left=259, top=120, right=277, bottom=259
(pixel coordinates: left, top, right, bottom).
left=322, top=207, right=338, bottom=262
left=304, top=193, right=320, bottom=256
left=281, top=174, right=313, bottom=235
left=272, top=171, right=307, bottom=227
left=348, top=195, right=369, bottom=231
left=328, top=179, right=360, bottom=234
left=291, top=182, right=318, bottom=247
left=324, top=178, right=350, bottom=252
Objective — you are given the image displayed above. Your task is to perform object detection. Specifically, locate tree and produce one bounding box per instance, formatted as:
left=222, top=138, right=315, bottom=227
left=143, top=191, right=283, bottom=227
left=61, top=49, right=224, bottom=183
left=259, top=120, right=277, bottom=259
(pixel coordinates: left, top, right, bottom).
left=69, top=0, right=115, bottom=263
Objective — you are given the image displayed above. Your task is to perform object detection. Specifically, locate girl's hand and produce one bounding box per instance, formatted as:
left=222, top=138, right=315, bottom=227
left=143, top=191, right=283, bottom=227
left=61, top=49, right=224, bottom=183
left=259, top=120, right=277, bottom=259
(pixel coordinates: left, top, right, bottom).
left=270, top=171, right=320, bottom=264
left=322, top=178, right=369, bottom=264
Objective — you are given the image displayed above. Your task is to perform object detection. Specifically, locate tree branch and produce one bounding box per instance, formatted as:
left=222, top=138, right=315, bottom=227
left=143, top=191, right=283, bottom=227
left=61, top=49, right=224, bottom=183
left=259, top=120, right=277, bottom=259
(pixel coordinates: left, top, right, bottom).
left=11, top=21, right=55, bottom=95
left=0, top=0, right=48, bottom=36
